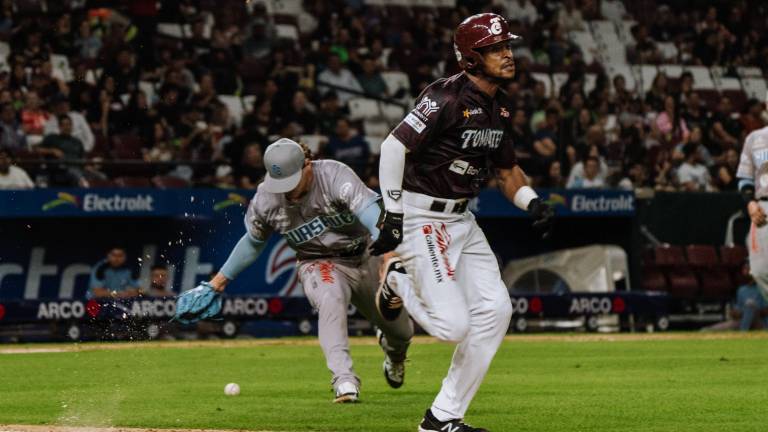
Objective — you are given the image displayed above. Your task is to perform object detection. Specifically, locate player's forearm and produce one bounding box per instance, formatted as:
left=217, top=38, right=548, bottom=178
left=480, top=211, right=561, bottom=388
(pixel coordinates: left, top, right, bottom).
left=217, top=234, right=266, bottom=289
left=379, top=134, right=406, bottom=213
left=355, top=199, right=382, bottom=241
left=498, top=166, right=538, bottom=210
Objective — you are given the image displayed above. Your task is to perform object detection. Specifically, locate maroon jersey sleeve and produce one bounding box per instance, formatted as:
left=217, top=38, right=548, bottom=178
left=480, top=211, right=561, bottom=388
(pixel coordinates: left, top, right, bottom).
left=391, top=83, right=451, bottom=152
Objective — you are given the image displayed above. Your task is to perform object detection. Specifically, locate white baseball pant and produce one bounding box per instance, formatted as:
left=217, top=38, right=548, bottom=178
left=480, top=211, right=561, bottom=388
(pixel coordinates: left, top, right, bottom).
left=388, top=191, right=513, bottom=421
left=748, top=201, right=768, bottom=300
left=299, top=254, right=414, bottom=392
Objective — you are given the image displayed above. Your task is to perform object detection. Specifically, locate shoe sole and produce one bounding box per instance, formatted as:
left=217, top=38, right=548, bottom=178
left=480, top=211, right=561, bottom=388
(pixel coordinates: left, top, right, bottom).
left=333, top=393, right=359, bottom=403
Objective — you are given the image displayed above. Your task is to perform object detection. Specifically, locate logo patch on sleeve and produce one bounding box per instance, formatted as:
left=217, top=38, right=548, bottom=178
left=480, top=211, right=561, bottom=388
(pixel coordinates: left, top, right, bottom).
left=403, top=112, right=426, bottom=133
left=387, top=190, right=402, bottom=201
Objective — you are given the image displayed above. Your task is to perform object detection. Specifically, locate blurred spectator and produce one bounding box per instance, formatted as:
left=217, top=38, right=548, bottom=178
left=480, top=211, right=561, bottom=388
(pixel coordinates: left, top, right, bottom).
left=557, top=0, right=585, bottom=32
left=711, top=148, right=739, bottom=191
left=566, top=156, right=604, bottom=189
left=709, top=96, right=741, bottom=151
left=89, top=247, right=141, bottom=299
left=539, top=160, right=565, bottom=189
left=653, top=95, right=689, bottom=149
left=617, top=162, right=650, bottom=190
left=243, top=14, right=275, bottom=60
left=601, top=0, right=628, bottom=23
left=498, top=0, right=539, bottom=25
left=43, top=94, right=95, bottom=153
left=74, top=20, right=102, bottom=60
left=317, top=53, right=364, bottom=104
left=0, top=147, right=34, bottom=189
left=629, top=24, right=661, bottom=64
left=20, top=90, right=48, bottom=138
left=148, top=264, right=174, bottom=297
left=0, top=103, right=26, bottom=150
left=285, top=90, right=318, bottom=135
left=324, top=117, right=369, bottom=178
left=235, top=143, right=265, bottom=189
left=532, top=107, right=560, bottom=167
left=35, top=115, right=85, bottom=186
left=676, top=142, right=711, bottom=191
left=740, top=99, right=765, bottom=137
left=317, top=92, right=344, bottom=136
left=357, top=56, right=388, bottom=98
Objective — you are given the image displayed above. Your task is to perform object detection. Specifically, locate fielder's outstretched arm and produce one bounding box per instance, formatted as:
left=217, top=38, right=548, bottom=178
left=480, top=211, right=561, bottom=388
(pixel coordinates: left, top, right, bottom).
left=209, top=234, right=266, bottom=292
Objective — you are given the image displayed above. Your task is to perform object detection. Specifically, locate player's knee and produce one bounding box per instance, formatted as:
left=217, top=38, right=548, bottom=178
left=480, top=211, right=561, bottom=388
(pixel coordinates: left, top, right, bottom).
left=495, top=297, right=513, bottom=324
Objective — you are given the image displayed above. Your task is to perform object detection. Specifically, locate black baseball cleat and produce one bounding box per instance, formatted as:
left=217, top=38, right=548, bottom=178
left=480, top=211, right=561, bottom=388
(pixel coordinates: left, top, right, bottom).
left=376, top=256, right=406, bottom=321
left=383, top=355, right=405, bottom=389
left=418, top=409, right=489, bottom=432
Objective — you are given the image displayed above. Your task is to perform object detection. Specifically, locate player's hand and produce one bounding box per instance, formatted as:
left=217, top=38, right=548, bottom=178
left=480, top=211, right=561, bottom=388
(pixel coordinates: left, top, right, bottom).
left=748, top=200, right=767, bottom=227
left=172, top=282, right=222, bottom=324
left=369, top=211, right=403, bottom=256
left=527, top=198, right=554, bottom=239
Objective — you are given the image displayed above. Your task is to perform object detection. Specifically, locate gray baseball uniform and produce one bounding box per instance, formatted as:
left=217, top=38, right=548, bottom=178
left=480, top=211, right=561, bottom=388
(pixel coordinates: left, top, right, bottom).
left=737, top=125, right=768, bottom=298
left=245, top=159, right=413, bottom=389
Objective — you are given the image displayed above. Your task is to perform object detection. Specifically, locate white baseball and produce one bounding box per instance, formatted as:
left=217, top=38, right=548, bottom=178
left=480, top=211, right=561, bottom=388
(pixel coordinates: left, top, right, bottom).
left=224, top=383, right=240, bottom=396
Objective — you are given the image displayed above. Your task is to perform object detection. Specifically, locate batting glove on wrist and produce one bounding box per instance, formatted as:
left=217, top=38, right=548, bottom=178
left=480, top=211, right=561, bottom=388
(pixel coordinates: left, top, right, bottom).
left=369, top=211, right=404, bottom=256
left=527, top=198, right=554, bottom=239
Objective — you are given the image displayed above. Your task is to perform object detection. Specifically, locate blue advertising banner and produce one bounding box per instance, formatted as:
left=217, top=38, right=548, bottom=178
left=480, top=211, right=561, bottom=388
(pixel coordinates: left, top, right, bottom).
left=0, top=188, right=634, bottom=219
left=0, top=188, right=634, bottom=301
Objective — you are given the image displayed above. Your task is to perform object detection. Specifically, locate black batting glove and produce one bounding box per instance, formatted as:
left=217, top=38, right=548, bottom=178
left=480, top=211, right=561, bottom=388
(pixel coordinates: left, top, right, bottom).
left=369, top=211, right=404, bottom=255
left=527, top=198, right=554, bottom=239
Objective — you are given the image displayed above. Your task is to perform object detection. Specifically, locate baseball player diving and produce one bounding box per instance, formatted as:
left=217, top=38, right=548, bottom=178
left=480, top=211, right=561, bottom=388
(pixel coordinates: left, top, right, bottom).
left=738, top=124, right=768, bottom=300
left=369, top=13, right=554, bottom=432
left=175, top=138, right=414, bottom=403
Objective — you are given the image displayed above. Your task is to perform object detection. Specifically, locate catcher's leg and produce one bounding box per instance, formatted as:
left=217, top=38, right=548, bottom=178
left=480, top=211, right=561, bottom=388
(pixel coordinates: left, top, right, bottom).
left=299, top=260, right=359, bottom=393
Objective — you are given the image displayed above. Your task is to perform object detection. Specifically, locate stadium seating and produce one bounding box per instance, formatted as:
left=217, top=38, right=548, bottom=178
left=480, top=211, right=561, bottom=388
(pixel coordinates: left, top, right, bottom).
left=152, top=176, right=191, bottom=189
left=115, top=176, right=153, bottom=188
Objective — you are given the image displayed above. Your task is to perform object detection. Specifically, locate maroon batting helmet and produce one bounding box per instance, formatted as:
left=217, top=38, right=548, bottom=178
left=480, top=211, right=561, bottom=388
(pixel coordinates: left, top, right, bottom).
left=454, top=13, right=521, bottom=71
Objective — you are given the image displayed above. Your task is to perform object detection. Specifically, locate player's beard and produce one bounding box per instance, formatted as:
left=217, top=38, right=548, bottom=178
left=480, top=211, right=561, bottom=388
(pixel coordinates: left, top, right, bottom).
left=473, top=63, right=515, bottom=86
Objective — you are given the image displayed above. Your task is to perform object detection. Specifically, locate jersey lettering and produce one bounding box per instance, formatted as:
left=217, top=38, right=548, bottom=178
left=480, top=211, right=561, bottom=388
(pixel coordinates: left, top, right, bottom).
left=460, top=129, right=504, bottom=149
left=284, top=212, right=357, bottom=245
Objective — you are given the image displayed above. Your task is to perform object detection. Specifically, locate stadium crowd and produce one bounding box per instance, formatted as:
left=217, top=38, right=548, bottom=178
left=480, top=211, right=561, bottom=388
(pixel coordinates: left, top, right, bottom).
left=0, top=0, right=766, bottom=193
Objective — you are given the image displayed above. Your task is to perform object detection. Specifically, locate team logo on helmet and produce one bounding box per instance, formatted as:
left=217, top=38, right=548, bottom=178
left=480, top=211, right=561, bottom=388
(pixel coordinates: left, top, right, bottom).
left=489, top=16, right=503, bottom=35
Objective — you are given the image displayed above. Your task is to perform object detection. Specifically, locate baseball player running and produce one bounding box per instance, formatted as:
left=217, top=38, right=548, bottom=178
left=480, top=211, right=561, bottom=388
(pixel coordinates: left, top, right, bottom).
left=738, top=125, right=768, bottom=299
left=203, top=138, right=413, bottom=403
left=370, top=14, right=554, bottom=432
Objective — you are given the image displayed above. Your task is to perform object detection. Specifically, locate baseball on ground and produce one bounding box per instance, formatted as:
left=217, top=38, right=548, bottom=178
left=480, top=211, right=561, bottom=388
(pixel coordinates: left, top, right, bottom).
left=224, top=383, right=240, bottom=396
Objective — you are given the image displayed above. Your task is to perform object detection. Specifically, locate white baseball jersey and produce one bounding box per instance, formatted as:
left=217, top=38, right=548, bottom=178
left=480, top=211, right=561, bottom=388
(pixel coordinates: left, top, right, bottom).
left=737, top=126, right=768, bottom=198
left=245, top=160, right=378, bottom=259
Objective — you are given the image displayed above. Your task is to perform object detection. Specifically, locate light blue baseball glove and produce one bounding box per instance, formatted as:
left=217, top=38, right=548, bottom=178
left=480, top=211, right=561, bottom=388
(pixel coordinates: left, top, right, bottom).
left=172, top=282, right=223, bottom=324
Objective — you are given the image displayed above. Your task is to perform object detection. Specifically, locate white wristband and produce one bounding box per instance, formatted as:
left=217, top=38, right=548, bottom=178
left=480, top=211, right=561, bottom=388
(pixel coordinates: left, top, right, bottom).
left=513, top=186, right=538, bottom=211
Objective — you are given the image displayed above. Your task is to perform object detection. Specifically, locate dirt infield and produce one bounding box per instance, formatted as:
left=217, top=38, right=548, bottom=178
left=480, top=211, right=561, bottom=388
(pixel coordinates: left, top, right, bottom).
left=2, top=332, right=767, bottom=355
left=0, top=427, right=273, bottom=432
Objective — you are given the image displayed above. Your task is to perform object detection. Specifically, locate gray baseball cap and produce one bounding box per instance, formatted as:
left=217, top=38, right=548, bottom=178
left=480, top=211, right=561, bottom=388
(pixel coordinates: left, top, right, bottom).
left=262, top=138, right=306, bottom=193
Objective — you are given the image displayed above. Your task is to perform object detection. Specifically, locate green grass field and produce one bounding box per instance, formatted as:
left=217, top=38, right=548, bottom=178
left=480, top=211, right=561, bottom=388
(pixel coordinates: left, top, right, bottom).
left=0, top=334, right=767, bottom=432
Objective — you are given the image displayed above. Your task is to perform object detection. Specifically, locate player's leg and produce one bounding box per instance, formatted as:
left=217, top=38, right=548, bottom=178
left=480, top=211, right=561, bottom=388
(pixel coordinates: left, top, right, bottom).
left=394, top=209, right=472, bottom=343
left=347, top=254, right=414, bottom=388
left=429, top=216, right=512, bottom=422
left=299, top=259, right=359, bottom=402
left=749, top=203, right=768, bottom=301
left=351, top=254, right=414, bottom=361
